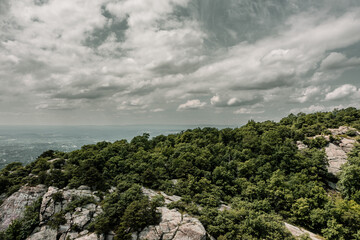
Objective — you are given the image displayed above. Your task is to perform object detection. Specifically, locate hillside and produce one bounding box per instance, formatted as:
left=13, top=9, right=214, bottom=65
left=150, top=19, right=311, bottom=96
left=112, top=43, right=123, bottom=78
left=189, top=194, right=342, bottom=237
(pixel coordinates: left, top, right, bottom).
left=1, top=108, right=360, bottom=240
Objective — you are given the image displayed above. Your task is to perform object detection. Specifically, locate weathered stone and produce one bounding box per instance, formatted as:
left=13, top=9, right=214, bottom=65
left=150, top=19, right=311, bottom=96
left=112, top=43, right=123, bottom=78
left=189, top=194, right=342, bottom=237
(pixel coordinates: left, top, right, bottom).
left=326, top=143, right=348, bottom=175
left=78, top=185, right=91, bottom=190
left=296, top=141, right=308, bottom=150
left=325, top=136, right=356, bottom=175
left=26, top=225, right=57, bottom=240
left=141, top=187, right=181, bottom=205
left=328, top=126, right=359, bottom=136
left=40, top=186, right=60, bottom=223
left=73, top=208, right=92, bottom=228
left=135, top=190, right=208, bottom=240
left=25, top=186, right=103, bottom=240
left=0, top=184, right=47, bottom=231
left=59, top=224, right=70, bottom=233
left=75, top=233, right=104, bottom=240
left=284, top=222, right=322, bottom=240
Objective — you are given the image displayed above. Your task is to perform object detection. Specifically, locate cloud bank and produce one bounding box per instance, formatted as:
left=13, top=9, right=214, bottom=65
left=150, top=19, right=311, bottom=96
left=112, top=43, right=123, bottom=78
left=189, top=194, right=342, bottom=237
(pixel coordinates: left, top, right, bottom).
left=0, top=0, right=360, bottom=125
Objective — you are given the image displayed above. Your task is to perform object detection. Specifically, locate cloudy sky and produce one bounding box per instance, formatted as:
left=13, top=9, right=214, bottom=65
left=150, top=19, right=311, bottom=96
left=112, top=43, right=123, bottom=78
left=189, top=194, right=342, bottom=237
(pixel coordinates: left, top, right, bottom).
left=1, top=0, right=360, bottom=125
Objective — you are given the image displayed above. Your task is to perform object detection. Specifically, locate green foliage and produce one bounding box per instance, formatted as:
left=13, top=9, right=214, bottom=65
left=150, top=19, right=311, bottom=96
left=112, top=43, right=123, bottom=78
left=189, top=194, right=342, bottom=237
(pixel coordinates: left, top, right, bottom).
left=2, top=108, right=360, bottom=239
left=89, top=184, right=160, bottom=238
left=339, top=146, right=360, bottom=203
left=51, top=191, right=64, bottom=203
left=114, top=198, right=160, bottom=239
left=47, top=212, right=66, bottom=229
left=200, top=207, right=295, bottom=239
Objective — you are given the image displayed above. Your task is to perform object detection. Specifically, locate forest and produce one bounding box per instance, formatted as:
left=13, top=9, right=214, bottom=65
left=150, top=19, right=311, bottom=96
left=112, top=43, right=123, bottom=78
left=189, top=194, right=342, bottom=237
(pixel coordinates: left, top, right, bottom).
left=1, top=107, right=360, bottom=239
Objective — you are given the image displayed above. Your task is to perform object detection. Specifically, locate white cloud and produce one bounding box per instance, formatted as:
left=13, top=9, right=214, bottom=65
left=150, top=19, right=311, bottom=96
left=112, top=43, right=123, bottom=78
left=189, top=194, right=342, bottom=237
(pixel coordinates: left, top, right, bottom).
left=210, top=94, right=262, bottom=107
left=150, top=108, right=165, bottom=112
left=177, top=99, right=206, bottom=111
left=292, top=86, right=322, bottom=103
left=325, top=84, right=359, bottom=101
left=1, top=0, right=360, bottom=124
left=188, top=9, right=360, bottom=93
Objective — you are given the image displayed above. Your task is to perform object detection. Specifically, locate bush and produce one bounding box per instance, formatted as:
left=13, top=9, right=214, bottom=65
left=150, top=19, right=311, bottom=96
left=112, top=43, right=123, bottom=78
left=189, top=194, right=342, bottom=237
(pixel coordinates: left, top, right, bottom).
left=347, top=129, right=358, bottom=137
left=48, top=212, right=66, bottom=229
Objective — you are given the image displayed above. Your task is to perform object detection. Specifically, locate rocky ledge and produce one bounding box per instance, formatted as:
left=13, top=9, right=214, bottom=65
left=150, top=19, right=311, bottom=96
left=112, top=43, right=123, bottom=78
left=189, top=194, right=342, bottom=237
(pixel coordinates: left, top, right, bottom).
left=0, top=184, right=47, bottom=231
left=135, top=187, right=210, bottom=240
left=297, top=126, right=359, bottom=175
left=0, top=184, right=211, bottom=240
left=29, top=185, right=104, bottom=240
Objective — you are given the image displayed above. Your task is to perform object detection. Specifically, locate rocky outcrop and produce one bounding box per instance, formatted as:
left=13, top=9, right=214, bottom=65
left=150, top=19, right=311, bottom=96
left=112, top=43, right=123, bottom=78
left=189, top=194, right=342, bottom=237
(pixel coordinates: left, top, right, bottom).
left=328, top=126, right=359, bottom=136
left=284, top=222, right=323, bottom=240
left=296, top=126, right=359, bottom=175
left=0, top=184, right=47, bottom=231
left=325, top=141, right=352, bottom=175
left=325, top=127, right=358, bottom=175
left=134, top=207, right=207, bottom=240
left=135, top=188, right=208, bottom=240
left=296, top=141, right=308, bottom=150
left=27, top=185, right=104, bottom=240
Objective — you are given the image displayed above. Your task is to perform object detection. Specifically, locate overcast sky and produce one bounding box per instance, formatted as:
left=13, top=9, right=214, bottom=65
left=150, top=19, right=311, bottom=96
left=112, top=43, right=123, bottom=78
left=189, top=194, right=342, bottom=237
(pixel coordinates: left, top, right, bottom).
left=0, top=0, right=360, bottom=125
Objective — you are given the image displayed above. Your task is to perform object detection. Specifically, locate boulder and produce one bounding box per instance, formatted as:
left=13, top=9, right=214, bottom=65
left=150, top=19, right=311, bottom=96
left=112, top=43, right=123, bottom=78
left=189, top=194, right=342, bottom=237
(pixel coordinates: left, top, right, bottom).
left=136, top=188, right=208, bottom=240
left=26, top=225, right=57, bottom=240
left=135, top=207, right=207, bottom=240
left=328, top=126, right=359, bottom=136
left=325, top=143, right=348, bottom=175
left=325, top=137, right=356, bottom=175
left=296, top=141, right=308, bottom=150
left=29, top=186, right=103, bottom=240
left=0, top=184, right=47, bottom=231
left=284, top=222, right=322, bottom=240
left=74, top=233, right=104, bottom=240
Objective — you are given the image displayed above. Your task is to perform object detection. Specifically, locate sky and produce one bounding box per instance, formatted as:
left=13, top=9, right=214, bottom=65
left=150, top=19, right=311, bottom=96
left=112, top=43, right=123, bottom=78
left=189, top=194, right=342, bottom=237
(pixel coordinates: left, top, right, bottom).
left=0, top=0, right=360, bottom=126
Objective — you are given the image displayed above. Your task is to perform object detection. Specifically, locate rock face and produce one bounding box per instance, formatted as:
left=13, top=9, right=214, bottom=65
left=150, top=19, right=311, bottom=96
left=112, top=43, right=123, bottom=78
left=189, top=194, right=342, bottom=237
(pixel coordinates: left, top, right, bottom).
left=328, top=126, right=359, bottom=136
left=134, top=188, right=208, bottom=240
left=0, top=184, right=47, bottom=231
left=296, top=126, right=358, bottom=175
left=325, top=127, right=357, bottom=175
left=27, top=185, right=104, bottom=240
left=284, top=222, right=323, bottom=240
left=135, top=207, right=207, bottom=240
left=325, top=141, right=354, bottom=175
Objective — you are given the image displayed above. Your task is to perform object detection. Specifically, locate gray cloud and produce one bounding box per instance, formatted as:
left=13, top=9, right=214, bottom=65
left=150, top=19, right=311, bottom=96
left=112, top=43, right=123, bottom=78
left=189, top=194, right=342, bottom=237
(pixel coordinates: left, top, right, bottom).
left=210, top=94, right=263, bottom=108
left=0, top=0, right=360, bottom=124
left=177, top=99, right=206, bottom=111
left=325, top=84, right=359, bottom=101
left=320, top=52, right=360, bottom=70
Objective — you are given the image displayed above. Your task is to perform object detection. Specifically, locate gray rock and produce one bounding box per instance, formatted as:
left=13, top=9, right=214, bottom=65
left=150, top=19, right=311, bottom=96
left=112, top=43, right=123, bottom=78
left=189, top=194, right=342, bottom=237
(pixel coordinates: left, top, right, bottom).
left=326, top=143, right=348, bottom=175
left=28, top=186, right=103, bottom=240
left=0, top=184, right=47, bottom=231
left=296, top=141, right=308, bottom=150
left=284, top=222, right=322, bottom=240
left=136, top=189, right=208, bottom=240
left=72, top=208, right=92, bottom=228
left=75, top=233, right=104, bottom=240
left=78, top=185, right=91, bottom=190
left=328, top=126, right=359, bottom=136
left=135, top=207, right=207, bottom=240
left=141, top=187, right=181, bottom=205
left=26, top=225, right=57, bottom=240
left=325, top=136, right=356, bottom=175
